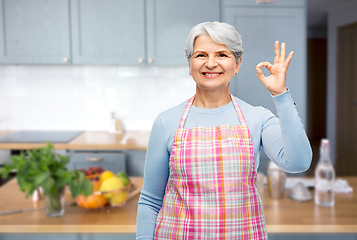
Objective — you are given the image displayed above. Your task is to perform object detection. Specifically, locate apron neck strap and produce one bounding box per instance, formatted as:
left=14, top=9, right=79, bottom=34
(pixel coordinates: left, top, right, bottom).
left=178, top=93, right=248, bottom=129
left=178, top=95, right=195, bottom=129
left=230, top=93, right=248, bottom=126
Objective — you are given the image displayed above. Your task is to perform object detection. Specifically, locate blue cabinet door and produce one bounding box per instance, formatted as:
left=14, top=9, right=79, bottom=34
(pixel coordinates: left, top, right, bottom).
left=145, top=0, right=221, bottom=66
left=223, top=0, right=305, bottom=7
left=65, top=151, right=126, bottom=174
left=70, top=0, right=146, bottom=65
left=0, top=0, right=71, bottom=64
left=223, top=6, right=307, bottom=126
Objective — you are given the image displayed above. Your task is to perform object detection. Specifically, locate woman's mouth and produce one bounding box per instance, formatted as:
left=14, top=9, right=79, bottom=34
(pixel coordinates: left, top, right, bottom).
left=202, top=72, right=222, bottom=78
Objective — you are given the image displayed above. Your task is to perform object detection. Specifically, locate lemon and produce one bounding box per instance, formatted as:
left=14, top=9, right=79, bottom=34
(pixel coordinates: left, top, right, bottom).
left=99, top=177, right=125, bottom=198
left=99, top=170, right=115, bottom=185
left=109, top=190, right=128, bottom=206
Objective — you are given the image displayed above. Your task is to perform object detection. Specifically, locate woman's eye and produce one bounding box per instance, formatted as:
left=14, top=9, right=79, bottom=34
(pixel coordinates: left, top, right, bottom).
left=196, top=54, right=205, bottom=58
left=219, top=53, right=228, bottom=57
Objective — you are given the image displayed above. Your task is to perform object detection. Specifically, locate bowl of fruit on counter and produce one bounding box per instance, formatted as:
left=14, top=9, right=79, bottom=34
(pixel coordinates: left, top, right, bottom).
left=75, top=167, right=132, bottom=209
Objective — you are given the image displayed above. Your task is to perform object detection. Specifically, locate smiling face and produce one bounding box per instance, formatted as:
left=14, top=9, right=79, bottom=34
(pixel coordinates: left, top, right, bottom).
left=188, top=35, right=241, bottom=92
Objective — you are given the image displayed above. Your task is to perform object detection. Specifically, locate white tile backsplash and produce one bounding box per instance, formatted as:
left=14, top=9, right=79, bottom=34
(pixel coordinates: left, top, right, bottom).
left=7, top=88, right=29, bottom=98
left=1, top=65, right=195, bottom=131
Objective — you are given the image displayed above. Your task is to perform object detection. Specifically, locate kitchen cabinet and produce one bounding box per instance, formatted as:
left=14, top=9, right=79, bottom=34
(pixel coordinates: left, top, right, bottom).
left=0, top=0, right=220, bottom=65
left=63, top=149, right=146, bottom=177
left=0, top=0, right=71, bottom=64
left=125, top=150, right=146, bottom=176
left=70, top=0, right=146, bottom=65
left=223, top=0, right=305, bottom=7
left=71, top=0, right=220, bottom=65
left=65, top=150, right=126, bottom=173
left=145, top=0, right=220, bottom=65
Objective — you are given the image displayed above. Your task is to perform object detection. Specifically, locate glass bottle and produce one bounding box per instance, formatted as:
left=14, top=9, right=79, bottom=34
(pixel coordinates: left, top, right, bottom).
left=315, top=139, right=335, bottom=207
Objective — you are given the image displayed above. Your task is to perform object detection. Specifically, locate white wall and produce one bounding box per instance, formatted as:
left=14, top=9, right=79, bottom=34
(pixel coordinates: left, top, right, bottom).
left=0, top=65, right=195, bottom=132
left=327, top=1, right=357, bottom=164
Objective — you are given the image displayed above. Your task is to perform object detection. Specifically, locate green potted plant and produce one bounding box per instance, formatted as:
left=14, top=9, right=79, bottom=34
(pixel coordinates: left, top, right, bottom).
left=0, top=141, right=92, bottom=217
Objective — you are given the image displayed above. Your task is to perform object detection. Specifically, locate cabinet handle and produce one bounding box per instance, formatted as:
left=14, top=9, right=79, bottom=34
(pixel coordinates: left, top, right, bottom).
left=86, top=157, right=104, bottom=162
left=256, top=0, right=274, bottom=3
left=63, top=57, right=69, bottom=62
left=148, top=58, right=154, bottom=63
left=138, top=58, right=144, bottom=63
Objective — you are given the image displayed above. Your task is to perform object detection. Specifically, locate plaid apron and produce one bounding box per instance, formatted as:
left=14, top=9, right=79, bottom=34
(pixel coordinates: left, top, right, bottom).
left=154, top=94, right=267, bottom=239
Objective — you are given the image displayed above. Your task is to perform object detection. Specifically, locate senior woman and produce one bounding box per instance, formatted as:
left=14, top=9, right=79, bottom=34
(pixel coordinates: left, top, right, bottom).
left=136, top=21, right=312, bottom=239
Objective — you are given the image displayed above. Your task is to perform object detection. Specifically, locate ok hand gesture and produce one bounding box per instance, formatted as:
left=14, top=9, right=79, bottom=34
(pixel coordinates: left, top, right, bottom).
left=256, top=41, right=294, bottom=96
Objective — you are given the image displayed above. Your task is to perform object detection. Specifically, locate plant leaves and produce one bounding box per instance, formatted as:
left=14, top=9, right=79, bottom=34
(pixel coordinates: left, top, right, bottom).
left=54, top=177, right=67, bottom=189
left=5, top=141, right=93, bottom=200
left=68, top=180, right=79, bottom=198
left=57, top=155, right=70, bottom=168
left=0, top=167, right=9, bottom=179
left=34, top=171, right=50, bottom=186
left=41, top=176, right=55, bottom=196
left=83, top=179, right=93, bottom=197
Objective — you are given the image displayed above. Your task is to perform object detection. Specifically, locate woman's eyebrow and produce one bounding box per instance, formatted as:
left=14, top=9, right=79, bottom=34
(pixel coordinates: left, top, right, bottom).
left=217, top=50, right=232, bottom=54
left=194, top=50, right=231, bottom=54
left=193, top=50, right=206, bottom=54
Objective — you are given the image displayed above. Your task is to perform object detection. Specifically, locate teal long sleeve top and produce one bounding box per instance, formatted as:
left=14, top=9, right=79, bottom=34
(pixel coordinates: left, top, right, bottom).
left=136, top=90, right=312, bottom=239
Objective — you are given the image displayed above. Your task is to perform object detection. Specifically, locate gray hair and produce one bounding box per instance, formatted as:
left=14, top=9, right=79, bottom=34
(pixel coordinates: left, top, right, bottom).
left=185, top=21, right=243, bottom=61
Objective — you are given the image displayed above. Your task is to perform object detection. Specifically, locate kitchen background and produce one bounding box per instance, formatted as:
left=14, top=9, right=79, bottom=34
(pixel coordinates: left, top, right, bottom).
left=0, top=0, right=356, bottom=178
left=0, top=1, right=356, bottom=239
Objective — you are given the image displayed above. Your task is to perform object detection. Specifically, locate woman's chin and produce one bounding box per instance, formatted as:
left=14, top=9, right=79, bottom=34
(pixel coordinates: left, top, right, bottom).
left=196, top=83, right=230, bottom=92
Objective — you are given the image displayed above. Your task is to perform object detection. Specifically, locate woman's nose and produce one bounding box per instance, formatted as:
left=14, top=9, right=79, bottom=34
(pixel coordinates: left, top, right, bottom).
left=205, top=57, right=217, bottom=68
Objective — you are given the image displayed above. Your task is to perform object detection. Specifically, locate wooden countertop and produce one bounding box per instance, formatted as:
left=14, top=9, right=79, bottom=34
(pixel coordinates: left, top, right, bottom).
left=0, top=177, right=356, bottom=234
left=0, top=131, right=150, bottom=150
left=0, top=177, right=143, bottom=233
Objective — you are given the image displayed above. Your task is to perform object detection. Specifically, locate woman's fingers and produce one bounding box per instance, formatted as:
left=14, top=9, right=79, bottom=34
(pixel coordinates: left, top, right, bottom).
left=257, top=62, right=273, bottom=70
left=283, top=51, right=294, bottom=69
left=274, top=41, right=280, bottom=64
left=280, top=42, right=286, bottom=63
left=256, top=62, right=273, bottom=80
left=256, top=66, right=265, bottom=80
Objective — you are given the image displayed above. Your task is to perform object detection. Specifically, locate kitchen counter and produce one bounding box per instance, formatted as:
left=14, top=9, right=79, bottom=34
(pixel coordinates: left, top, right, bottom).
left=0, top=177, right=356, bottom=234
left=0, top=131, right=150, bottom=150
left=0, top=177, right=143, bottom=233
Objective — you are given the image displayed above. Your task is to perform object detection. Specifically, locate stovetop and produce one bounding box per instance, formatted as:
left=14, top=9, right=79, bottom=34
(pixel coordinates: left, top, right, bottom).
left=0, top=131, right=83, bottom=143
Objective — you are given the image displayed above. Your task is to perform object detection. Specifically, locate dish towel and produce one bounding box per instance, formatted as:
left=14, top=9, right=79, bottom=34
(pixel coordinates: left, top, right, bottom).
left=334, top=179, right=353, bottom=193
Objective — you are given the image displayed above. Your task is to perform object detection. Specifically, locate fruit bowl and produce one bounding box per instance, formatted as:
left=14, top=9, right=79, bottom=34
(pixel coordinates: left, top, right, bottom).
left=75, top=174, right=133, bottom=209
left=75, top=168, right=133, bottom=209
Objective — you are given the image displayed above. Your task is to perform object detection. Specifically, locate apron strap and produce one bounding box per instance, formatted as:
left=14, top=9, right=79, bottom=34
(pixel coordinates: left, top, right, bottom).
left=178, top=94, right=248, bottom=129
left=178, top=95, right=195, bottom=129
left=230, top=93, right=248, bottom=127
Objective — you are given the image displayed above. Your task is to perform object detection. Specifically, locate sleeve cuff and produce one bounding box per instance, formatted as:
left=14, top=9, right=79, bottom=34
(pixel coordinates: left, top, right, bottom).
left=271, top=89, right=298, bottom=116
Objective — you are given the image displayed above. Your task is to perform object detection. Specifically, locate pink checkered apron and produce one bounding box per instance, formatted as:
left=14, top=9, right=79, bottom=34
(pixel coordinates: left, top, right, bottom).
left=154, top=94, right=268, bottom=239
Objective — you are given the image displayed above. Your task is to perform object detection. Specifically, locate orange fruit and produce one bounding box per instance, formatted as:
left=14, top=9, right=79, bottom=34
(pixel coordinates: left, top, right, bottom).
left=76, top=178, right=108, bottom=209
left=76, top=194, right=107, bottom=209
left=92, top=180, right=101, bottom=192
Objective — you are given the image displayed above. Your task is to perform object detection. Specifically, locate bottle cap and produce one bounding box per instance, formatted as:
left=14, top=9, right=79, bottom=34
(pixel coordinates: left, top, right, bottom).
left=321, top=139, right=329, bottom=146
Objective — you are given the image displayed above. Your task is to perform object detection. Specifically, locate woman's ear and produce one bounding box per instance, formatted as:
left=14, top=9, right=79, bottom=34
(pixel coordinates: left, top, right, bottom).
left=235, top=58, right=242, bottom=75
